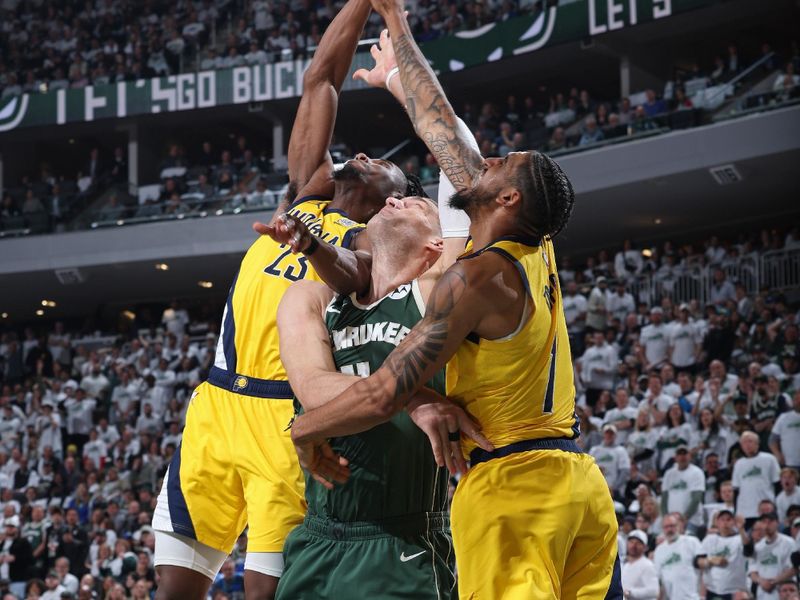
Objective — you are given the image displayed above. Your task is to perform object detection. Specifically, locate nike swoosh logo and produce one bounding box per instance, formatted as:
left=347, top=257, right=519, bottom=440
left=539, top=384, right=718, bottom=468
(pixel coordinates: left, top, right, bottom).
left=400, top=550, right=426, bottom=562
left=326, top=306, right=341, bottom=314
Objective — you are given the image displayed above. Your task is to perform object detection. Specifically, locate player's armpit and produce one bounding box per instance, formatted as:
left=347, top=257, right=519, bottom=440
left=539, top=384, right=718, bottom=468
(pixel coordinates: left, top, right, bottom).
left=277, top=280, right=359, bottom=411
left=290, top=262, right=485, bottom=444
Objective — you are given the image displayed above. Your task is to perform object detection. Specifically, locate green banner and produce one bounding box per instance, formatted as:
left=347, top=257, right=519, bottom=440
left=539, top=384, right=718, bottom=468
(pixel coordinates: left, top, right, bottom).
left=0, top=0, right=719, bottom=133
left=422, top=0, right=718, bottom=73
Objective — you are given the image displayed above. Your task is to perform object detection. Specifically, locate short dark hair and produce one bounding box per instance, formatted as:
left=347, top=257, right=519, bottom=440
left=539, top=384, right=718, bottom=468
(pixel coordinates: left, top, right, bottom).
left=405, top=173, right=425, bottom=198
left=515, top=152, right=575, bottom=240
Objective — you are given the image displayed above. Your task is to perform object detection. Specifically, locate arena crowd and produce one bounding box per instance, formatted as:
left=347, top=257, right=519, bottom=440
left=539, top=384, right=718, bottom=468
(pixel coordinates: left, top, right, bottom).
left=0, top=223, right=799, bottom=599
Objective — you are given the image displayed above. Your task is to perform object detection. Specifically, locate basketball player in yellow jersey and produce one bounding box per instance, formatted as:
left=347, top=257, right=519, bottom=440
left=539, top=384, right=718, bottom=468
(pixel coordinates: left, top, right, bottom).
left=151, top=2, right=424, bottom=599
left=285, top=2, right=623, bottom=598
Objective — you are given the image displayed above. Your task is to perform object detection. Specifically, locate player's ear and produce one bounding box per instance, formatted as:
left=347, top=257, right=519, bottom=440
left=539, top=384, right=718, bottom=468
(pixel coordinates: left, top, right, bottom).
left=496, top=187, right=522, bottom=208
left=426, top=237, right=444, bottom=256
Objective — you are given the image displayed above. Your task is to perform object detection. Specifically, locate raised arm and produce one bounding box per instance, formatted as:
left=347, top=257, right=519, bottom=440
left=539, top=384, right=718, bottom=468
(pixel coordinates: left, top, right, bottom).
left=375, top=4, right=484, bottom=190
left=285, top=0, right=372, bottom=203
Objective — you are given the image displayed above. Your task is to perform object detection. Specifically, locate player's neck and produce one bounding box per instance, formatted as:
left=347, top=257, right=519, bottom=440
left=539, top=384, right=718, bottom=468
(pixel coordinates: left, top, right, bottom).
left=330, top=185, right=381, bottom=224
left=468, top=211, right=524, bottom=250
left=361, top=253, right=421, bottom=304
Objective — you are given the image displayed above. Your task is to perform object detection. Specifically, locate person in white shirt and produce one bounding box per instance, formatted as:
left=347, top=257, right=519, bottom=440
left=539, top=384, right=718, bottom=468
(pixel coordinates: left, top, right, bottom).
left=586, top=277, right=609, bottom=332
left=703, top=480, right=738, bottom=528
left=627, top=410, right=661, bottom=477
left=770, top=390, right=800, bottom=469
left=135, top=403, right=162, bottom=437
left=748, top=511, right=796, bottom=600
left=563, top=280, right=588, bottom=352
left=667, top=304, right=701, bottom=371
left=709, top=360, right=740, bottom=398
left=696, top=508, right=748, bottom=599
left=54, top=556, right=79, bottom=595
left=41, top=570, right=67, bottom=600
left=652, top=513, right=702, bottom=600
left=80, top=365, right=110, bottom=400
left=643, top=373, right=676, bottom=426
left=661, top=446, right=706, bottom=534
left=607, top=282, right=636, bottom=324
left=82, top=429, right=108, bottom=470
left=97, top=418, right=121, bottom=448
left=709, top=269, right=736, bottom=305
left=579, top=331, right=619, bottom=409
left=621, top=530, right=659, bottom=600
left=614, top=240, right=644, bottom=281
left=603, top=388, right=639, bottom=446
left=776, top=468, right=800, bottom=527
left=37, top=403, right=63, bottom=459
left=590, top=425, right=631, bottom=499
left=162, top=300, right=189, bottom=341
left=64, top=388, right=96, bottom=450
left=160, top=422, right=183, bottom=453
left=640, top=307, right=670, bottom=370
left=732, top=431, right=782, bottom=524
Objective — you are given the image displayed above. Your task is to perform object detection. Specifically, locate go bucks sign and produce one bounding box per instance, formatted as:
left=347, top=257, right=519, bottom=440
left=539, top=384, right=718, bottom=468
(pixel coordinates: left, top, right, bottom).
left=0, top=0, right=718, bottom=133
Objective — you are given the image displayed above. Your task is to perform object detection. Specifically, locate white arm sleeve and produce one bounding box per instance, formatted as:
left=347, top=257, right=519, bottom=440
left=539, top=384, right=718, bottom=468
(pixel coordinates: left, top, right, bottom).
left=437, top=116, right=480, bottom=239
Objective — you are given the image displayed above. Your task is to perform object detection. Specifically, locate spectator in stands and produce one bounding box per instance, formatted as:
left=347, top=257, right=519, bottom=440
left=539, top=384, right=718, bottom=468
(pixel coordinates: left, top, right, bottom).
left=671, top=87, right=694, bottom=111
left=579, top=115, right=605, bottom=146
left=580, top=330, right=618, bottom=410
left=770, top=391, right=800, bottom=469
left=748, top=512, right=796, bottom=598
left=661, top=446, right=706, bottom=534
left=2, top=515, right=33, bottom=597
left=632, top=105, right=657, bottom=133
left=773, top=63, right=800, bottom=95
left=775, top=468, right=800, bottom=527
left=96, top=196, right=125, bottom=222
left=22, top=189, right=45, bottom=214
left=547, top=127, right=567, bottom=152
left=622, top=530, right=659, bottom=599
left=587, top=276, right=609, bottom=331
left=591, top=424, right=631, bottom=500
left=727, top=44, right=740, bottom=77
left=696, top=508, right=748, bottom=598
left=733, top=431, right=782, bottom=528
left=643, top=90, right=667, bottom=117
left=653, top=513, right=702, bottom=599
left=109, top=147, right=128, bottom=185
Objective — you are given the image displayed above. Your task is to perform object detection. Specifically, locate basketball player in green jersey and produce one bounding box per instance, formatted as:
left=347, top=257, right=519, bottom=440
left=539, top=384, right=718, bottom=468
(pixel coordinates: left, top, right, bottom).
left=273, top=196, right=491, bottom=599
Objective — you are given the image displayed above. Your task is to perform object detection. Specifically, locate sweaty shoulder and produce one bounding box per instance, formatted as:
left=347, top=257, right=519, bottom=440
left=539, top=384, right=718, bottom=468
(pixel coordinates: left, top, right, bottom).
left=459, top=250, right=526, bottom=307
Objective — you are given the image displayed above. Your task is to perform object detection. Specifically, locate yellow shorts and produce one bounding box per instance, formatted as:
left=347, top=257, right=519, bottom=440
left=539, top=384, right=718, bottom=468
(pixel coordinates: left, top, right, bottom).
left=153, top=380, right=306, bottom=553
left=451, top=446, right=619, bottom=599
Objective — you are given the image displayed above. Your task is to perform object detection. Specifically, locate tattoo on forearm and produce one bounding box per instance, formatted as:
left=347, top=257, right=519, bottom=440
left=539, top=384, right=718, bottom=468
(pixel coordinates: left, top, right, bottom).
left=393, top=32, right=482, bottom=190
left=384, top=269, right=467, bottom=402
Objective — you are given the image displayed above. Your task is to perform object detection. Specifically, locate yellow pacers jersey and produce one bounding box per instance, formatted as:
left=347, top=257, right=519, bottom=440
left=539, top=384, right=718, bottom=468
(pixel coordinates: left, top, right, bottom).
left=446, top=235, right=578, bottom=455
left=216, top=196, right=364, bottom=381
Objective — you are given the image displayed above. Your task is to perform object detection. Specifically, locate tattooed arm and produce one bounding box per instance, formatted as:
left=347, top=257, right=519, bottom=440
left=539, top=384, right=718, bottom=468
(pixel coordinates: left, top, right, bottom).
left=290, top=258, right=508, bottom=477
left=377, top=8, right=484, bottom=191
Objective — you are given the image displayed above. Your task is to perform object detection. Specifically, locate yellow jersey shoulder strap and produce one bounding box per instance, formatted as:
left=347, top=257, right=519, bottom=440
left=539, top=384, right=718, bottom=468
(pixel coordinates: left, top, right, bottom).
left=457, top=234, right=543, bottom=297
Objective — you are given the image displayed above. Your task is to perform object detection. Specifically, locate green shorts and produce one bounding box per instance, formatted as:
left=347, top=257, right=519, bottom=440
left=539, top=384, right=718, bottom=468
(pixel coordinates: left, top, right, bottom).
left=276, top=512, right=456, bottom=599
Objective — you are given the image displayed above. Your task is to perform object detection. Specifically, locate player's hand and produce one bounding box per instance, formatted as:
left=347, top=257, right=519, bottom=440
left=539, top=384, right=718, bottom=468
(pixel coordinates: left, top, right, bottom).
left=253, top=213, right=313, bottom=254
left=353, top=28, right=397, bottom=90
left=407, top=389, right=494, bottom=476
left=368, top=0, right=406, bottom=19
left=292, top=434, right=350, bottom=491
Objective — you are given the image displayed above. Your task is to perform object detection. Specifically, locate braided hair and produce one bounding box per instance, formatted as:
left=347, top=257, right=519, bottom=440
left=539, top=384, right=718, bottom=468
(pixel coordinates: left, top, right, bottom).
left=515, top=151, right=575, bottom=240
left=404, top=173, right=426, bottom=198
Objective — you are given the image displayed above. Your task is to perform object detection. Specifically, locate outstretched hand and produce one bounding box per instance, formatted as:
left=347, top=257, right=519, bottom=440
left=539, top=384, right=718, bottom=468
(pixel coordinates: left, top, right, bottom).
left=253, top=213, right=313, bottom=254
left=407, top=388, right=493, bottom=476
left=353, top=28, right=398, bottom=89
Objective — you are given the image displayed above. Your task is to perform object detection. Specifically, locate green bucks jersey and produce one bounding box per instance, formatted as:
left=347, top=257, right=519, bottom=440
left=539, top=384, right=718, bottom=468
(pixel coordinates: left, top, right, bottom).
left=303, top=280, right=448, bottom=522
